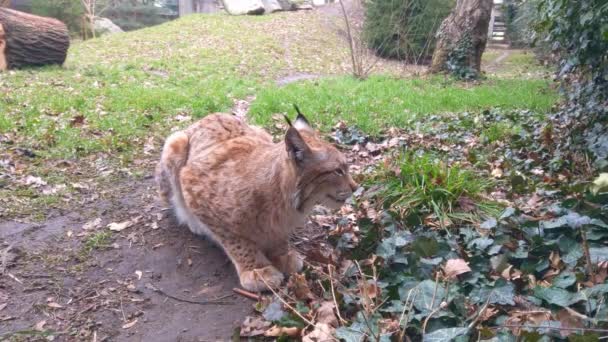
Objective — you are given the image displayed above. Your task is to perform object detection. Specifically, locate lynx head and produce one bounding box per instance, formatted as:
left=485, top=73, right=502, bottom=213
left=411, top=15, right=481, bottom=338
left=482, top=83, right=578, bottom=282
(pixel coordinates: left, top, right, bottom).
left=284, top=105, right=358, bottom=211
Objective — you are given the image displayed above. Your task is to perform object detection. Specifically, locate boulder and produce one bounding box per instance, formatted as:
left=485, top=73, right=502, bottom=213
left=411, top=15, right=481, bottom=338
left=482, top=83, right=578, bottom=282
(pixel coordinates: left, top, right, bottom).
left=93, top=17, right=123, bottom=36
left=261, top=0, right=282, bottom=12
left=221, top=0, right=265, bottom=15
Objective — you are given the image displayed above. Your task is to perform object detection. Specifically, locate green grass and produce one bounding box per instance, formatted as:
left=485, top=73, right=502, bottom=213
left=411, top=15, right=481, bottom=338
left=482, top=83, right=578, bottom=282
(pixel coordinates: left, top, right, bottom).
left=370, top=151, right=500, bottom=227
left=249, top=76, right=557, bottom=134
left=481, top=121, right=523, bottom=144
left=0, top=12, right=559, bottom=220
left=82, top=231, right=112, bottom=254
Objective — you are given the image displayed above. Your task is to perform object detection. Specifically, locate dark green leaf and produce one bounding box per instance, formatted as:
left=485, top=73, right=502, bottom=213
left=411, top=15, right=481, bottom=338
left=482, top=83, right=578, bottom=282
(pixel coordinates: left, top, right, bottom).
left=423, top=327, right=469, bottom=342
left=468, top=237, right=494, bottom=251
left=413, top=280, right=447, bottom=313
left=552, top=271, right=577, bottom=288
left=480, top=218, right=497, bottom=230
left=589, top=247, right=608, bottom=263
left=533, top=286, right=583, bottom=307
left=470, top=280, right=516, bottom=306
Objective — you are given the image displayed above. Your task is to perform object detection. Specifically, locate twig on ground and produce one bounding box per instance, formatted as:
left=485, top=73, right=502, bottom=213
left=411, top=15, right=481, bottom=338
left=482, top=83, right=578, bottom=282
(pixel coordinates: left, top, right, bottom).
left=581, top=228, right=595, bottom=278
left=423, top=273, right=447, bottom=337
left=146, top=283, right=233, bottom=305
left=328, top=264, right=347, bottom=326
left=398, top=287, right=418, bottom=341
left=233, top=288, right=261, bottom=301
left=429, top=272, right=440, bottom=311
left=422, top=302, right=448, bottom=337
left=467, top=291, right=493, bottom=329
left=0, top=243, right=14, bottom=275
left=120, top=297, right=126, bottom=322
left=492, top=325, right=608, bottom=333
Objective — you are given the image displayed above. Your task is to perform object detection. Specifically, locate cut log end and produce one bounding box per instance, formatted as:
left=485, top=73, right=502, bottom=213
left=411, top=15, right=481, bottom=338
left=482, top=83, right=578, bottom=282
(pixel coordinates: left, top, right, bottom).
left=0, top=23, right=6, bottom=71
left=0, top=8, right=70, bottom=70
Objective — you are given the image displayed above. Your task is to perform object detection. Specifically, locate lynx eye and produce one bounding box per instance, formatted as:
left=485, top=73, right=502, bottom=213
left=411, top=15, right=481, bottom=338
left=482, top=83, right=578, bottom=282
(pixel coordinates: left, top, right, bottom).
left=334, top=169, right=345, bottom=176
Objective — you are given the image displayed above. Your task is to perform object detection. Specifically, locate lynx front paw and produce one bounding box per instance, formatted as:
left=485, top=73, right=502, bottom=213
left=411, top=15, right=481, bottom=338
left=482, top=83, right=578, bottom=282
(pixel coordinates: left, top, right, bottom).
left=240, top=265, right=284, bottom=292
left=273, top=250, right=304, bottom=274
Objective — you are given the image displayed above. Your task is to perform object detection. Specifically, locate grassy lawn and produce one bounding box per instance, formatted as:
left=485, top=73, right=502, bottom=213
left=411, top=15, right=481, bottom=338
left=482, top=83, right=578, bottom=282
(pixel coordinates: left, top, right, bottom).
left=0, top=12, right=556, bottom=219
left=250, top=76, right=555, bottom=134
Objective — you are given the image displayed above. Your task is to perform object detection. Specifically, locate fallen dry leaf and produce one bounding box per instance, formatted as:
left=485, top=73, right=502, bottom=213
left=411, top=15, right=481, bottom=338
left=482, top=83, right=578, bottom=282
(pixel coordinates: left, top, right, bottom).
left=556, top=309, right=584, bottom=337
left=302, top=323, right=334, bottom=342
left=122, top=319, right=138, bottom=329
left=315, top=301, right=338, bottom=327
left=491, top=168, right=503, bottom=178
left=23, top=175, right=47, bottom=187
left=444, top=259, right=472, bottom=279
left=107, top=220, right=133, bottom=232
left=47, top=302, right=63, bottom=309
left=240, top=316, right=271, bottom=337
left=289, top=273, right=312, bottom=301
left=264, top=325, right=300, bottom=337
left=594, top=261, right=608, bottom=284
left=82, top=218, right=102, bottom=230
left=549, top=251, right=561, bottom=269
left=34, top=320, right=46, bottom=331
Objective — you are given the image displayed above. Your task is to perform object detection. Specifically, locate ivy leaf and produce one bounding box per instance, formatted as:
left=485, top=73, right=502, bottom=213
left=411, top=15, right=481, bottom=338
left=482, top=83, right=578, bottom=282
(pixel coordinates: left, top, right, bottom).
left=263, top=300, right=286, bottom=321
left=480, top=218, right=497, bottom=230
left=552, top=271, right=576, bottom=288
left=412, top=237, right=439, bottom=258
left=376, top=238, right=396, bottom=260
left=470, top=280, right=515, bottom=305
left=335, top=323, right=366, bottom=342
left=540, top=216, right=568, bottom=229
left=589, top=247, right=608, bottom=263
left=499, top=207, right=516, bottom=220
left=423, top=327, right=469, bottom=342
left=468, top=237, right=494, bottom=251
left=413, top=280, right=446, bottom=313
left=533, top=286, right=583, bottom=307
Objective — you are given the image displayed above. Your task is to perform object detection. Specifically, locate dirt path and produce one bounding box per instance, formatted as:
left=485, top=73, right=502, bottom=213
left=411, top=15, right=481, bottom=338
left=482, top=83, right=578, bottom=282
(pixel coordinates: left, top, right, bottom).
left=1, top=176, right=252, bottom=341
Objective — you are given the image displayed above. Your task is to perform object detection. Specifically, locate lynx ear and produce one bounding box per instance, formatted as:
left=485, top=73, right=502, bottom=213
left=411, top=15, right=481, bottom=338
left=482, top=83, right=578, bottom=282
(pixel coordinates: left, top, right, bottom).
left=285, top=126, right=310, bottom=164
left=293, top=104, right=311, bottom=131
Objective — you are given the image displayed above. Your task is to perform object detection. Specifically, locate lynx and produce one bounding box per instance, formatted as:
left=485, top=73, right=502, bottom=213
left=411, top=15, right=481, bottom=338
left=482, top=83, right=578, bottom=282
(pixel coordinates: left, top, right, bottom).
left=155, top=107, right=357, bottom=291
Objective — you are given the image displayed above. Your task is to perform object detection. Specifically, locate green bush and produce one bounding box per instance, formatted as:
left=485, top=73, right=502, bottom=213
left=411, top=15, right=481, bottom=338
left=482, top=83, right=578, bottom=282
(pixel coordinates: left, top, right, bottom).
left=103, top=4, right=172, bottom=31
left=30, top=0, right=84, bottom=35
left=363, top=0, right=454, bottom=62
left=535, top=0, right=608, bottom=170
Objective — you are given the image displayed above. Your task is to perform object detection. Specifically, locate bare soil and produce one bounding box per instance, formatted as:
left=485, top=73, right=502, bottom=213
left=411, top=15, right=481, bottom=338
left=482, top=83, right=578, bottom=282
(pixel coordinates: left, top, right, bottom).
left=1, top=176, right=253, bottom=341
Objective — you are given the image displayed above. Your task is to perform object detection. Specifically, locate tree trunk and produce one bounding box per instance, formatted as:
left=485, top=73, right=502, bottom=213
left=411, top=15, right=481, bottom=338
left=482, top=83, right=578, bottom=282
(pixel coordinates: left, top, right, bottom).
left=0, top=8, right=70, bottom=71
left=429, top=0, right=492, bottom=75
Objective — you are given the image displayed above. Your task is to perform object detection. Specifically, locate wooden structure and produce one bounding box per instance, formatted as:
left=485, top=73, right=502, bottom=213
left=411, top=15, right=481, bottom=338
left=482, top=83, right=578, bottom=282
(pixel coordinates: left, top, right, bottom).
left=0, top=8, right=70, bottom=70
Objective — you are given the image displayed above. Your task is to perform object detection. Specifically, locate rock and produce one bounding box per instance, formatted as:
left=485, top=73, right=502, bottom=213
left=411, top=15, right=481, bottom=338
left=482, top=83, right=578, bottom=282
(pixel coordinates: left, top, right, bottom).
left=221, top=0, right=265, bottom=15
left=261, top=0, right=283, bottom=12
left=93, top=17, right=123, bottom=36
left=284, top=0, right=314, bottom=10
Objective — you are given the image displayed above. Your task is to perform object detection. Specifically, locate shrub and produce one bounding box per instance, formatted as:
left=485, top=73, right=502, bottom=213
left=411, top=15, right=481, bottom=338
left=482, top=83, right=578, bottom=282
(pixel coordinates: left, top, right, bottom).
left=30, top=0, right=84, bottom=35
left=103, top=3, right=172, bottom=31
left=363, top=0, right=454, bottom=62
left=535, top=0, right=608, bottom=170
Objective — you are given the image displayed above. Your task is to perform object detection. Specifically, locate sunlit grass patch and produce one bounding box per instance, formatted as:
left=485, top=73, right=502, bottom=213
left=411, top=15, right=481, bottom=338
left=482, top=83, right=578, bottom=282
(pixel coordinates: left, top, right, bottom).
left=368, top=151, right=501, bottom=228
left=249, top=75, right=557, bottom=134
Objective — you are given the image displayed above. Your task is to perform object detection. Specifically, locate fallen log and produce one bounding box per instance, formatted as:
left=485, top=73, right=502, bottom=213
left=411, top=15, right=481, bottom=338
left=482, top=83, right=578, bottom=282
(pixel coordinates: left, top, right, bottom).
left=0, top=8, right=70, bottom=71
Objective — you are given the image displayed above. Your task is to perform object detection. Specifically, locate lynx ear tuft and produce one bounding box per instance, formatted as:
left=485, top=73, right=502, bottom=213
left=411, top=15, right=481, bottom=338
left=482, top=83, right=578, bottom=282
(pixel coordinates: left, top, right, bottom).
left=293, top=104, right=311, bottom=130
left=283, top=114, right=293, bottom=127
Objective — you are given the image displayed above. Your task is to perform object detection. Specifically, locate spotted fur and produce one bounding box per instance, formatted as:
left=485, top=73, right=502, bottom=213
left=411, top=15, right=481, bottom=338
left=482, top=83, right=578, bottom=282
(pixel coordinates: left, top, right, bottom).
left=155, top=112, right=357, bottom=291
